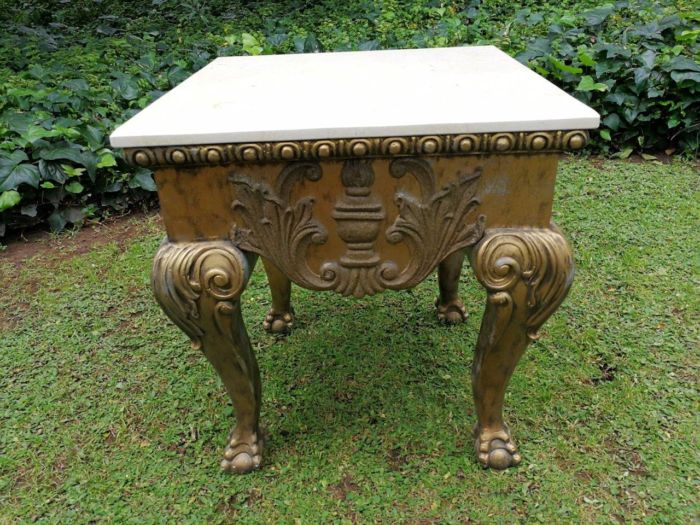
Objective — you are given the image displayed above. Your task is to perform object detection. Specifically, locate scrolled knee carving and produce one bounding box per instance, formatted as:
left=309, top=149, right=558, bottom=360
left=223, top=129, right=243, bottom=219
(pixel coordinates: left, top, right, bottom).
left=151, top=240, right=251, bottom=350
left=471, top=225, right=574, bottom=341
left=469, top=226, right=574, bottom=470
left=152, top=240, right=262, bottom=474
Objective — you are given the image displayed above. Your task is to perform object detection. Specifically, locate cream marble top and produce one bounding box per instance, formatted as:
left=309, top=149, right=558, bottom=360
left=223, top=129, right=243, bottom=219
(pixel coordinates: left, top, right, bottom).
left=110, top=46, right=599, bottom=148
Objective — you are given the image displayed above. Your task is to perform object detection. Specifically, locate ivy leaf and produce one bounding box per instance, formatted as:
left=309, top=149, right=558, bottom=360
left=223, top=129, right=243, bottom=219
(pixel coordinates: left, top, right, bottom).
left=128, top=169, right=157, bottom=191
left=633, top=68, right=650, bottom=87
left=515, top=37, right=552, bottom=62
left=670, top=71, right=700, bottom=84
left=549, top=56, right=583, bottom=75
left=111, top=74, right=140, bottom=100
left=0, top=151, right=40, bottom=191
left=47, top=210, right=67, bottom=232
left=582, top=5, right=615, bottom=26
left=577, top=48, right=596, bottom=67
left=599, top=129, right=611, bottom=141
left=167, top=66, right=190, bottom=87
left=20, top=125, right=62, bottom=144
left=21, top=203, right=37, bottom=217
left=358, top=40, right=380, bottom=51
left=665, top=56, right=700, bottom=73
left=241, top=33, right=263, bottom=56
left=37, top=144, right=86, bottom=165
left=602, top=113, right=621, bottom=131
left=0, top=150, right=28, bottom=166
left=62, top=78, right=90, bottom=92
left=294, top=33, right=320, bottom=53
left=622, top=107, right=640, bottom=124
left=81, top=151, right=99, bottom=182
left=79, top=124, right=104, bottom=149
left=38, top=159, right=67, bottom=183
left=1, top=111, right=34, bottom=134
left=97, top=152, right=117, bottom=168
left=576, top=75, right=608, bottom=92
left=0, top=190, right=21, bottom=212
left=594, top=60, right=623, bottom=76
left=64, top=181, right=84, bottom=194
left=638, top=50, right=656, bottom=69
left=616, top=147, right=633, bottom=159
left=60, top=164, right=86, bottom=177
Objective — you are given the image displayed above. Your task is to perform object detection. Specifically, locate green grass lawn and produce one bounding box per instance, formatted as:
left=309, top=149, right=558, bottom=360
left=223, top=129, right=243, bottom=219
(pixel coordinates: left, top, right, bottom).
left=1, top=158, right=698, bottom=523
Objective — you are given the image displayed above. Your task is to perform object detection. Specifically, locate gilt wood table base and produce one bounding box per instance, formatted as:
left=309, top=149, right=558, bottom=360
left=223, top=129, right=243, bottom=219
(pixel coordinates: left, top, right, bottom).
left=142, top=136, right=577, bottom=473
left=111, top=46, right=597, bottom=475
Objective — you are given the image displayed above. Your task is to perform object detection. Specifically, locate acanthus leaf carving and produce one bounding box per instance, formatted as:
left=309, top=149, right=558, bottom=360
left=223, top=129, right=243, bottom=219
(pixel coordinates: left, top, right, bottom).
left=229, top=159, right=486, bottom=298
left=230, top=162, right=328, bottom=288
left=382, top=158, right=486, bottom=289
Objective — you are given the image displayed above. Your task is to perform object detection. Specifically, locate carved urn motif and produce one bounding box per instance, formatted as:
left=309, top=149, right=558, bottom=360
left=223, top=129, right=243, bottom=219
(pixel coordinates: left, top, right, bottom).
left=332, top=160, right=385, bottom=269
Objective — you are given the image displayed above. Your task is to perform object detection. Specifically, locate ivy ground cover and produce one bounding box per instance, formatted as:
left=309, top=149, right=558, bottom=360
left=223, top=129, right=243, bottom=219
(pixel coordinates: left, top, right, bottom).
left=0, top=0, right=698, bottom=235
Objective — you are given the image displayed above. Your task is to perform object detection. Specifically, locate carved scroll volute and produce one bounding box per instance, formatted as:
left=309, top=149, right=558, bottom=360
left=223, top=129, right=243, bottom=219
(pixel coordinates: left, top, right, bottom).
left=151, top=241, right=250, bottom=350
left=471, top=226, right=575, bottom=342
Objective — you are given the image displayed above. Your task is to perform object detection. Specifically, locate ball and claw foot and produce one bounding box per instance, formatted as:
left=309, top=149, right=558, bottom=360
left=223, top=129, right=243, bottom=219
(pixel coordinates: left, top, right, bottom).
left=220, top=431, right=264, bottom=474
left=262, top=308, right=294, bottom=334
left=474, top=426, right=522, bottom=470
left=435, top=297, right=468, bottom=324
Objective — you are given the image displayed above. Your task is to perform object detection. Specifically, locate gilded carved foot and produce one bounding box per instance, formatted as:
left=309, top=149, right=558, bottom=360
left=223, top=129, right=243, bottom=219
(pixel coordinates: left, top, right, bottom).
left=474, top=424, right=521, bottom=470
left=470, top=226, right=574, bottom=470
left=151, top=240, right=263, bottom=474
left=263, top=308, right=295, bottom=334
left=221, top=428, right=264, bottom=473
left=261, top=258, right=294, bottom=335
left=436, top=249, right=468, bottom=324
left=435, top=297, right=468, bottom=324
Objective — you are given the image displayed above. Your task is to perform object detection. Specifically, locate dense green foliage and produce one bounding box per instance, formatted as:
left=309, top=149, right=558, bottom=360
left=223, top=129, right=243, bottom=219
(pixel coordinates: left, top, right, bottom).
left=0, top=1, right=698, bottom=235
left=1, top=159, right=698, bottom=522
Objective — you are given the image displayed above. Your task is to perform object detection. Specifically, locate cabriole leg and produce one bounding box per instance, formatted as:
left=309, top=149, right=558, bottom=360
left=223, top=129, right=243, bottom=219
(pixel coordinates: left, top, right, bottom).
left=436, top=248, right=468, bottom=324
left=151, top=240, right=263, bottom=474
left=261, top=257, right=294, bottom=334
left=469, top=226, right=574, bottom=469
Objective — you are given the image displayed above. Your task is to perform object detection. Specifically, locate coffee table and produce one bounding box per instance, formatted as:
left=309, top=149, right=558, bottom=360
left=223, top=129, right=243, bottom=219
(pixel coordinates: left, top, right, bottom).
left=110, top=46, right=599, bottom=473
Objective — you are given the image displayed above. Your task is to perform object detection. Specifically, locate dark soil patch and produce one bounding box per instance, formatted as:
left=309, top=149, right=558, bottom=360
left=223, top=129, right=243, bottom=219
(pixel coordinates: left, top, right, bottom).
left=0, top=211, right=161, bottom=268
left=328, top=474, right=360, bottom=501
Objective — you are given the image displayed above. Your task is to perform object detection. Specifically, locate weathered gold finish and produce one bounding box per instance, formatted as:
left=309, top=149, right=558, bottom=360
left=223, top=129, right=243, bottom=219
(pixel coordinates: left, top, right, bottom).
left=125, top=130, right=589, bottom=167
left=261, top=258, right=294, bottom=334
left=229, top=158, right=484, bottom=298
left=153, top=155, right=559, bottom=242
left=469, top=226, right=574, bottom=469
left=151, top=240, right=264, bottom=473
left=436, top=248, right=469, bottom=324
left=147, top=143, right=577, bottom=473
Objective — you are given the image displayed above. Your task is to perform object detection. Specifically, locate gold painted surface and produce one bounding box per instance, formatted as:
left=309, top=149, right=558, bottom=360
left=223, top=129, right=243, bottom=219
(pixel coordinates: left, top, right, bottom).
left=156, top=154, right=558, bottom=287
left=151, top=240, right=263, bottom=474
left=469, top=226, right=574, bottom=469
left=229, top=158, right=485, bottom=297
left=149, top=151, right=575, bottom=473
left=260, top=258, right=294, bottom=334
left=436, top=248, right=469, bottom=324
left=128, top=130, right=588, bottom=167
